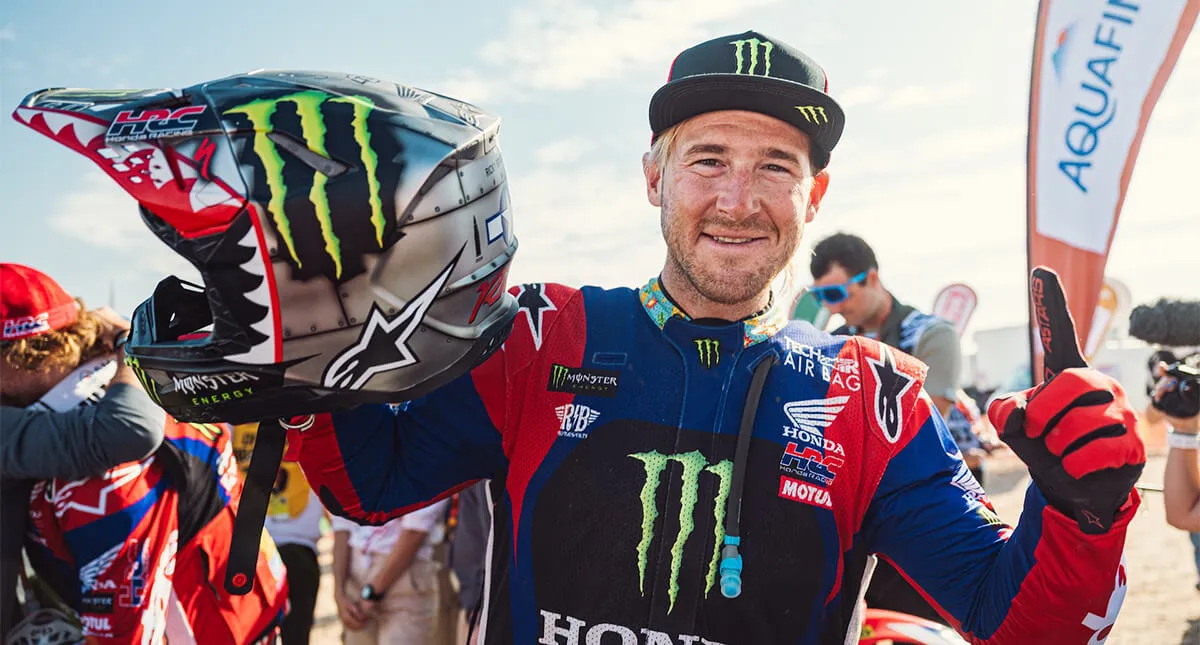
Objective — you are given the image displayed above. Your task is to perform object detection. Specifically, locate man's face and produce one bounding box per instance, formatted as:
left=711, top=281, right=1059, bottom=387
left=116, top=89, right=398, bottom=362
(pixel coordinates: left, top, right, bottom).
left=0, top=359, right=69, bottom=407
left=645, top=110, right=828, bottom=307
left=811, top=262, right=877, bottom=327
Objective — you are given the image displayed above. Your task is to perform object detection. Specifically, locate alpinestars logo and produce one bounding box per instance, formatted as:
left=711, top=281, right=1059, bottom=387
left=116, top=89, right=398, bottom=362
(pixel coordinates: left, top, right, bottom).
left=866, top=346, right=915, bottom=444
left=694, top=338, right=720, bottom=369
left=628, top=450, right=732, bottom=613
left=322, top=256, right=457, bottom=390
left=730, top=37, right=774, bottom=76
left=224, top=90, right=387, bottom=280
left=795, top=105, right=829, bottom=124
left=515, top=283, right=556, bottom=349
left=554, top=404, right=600, bottom=438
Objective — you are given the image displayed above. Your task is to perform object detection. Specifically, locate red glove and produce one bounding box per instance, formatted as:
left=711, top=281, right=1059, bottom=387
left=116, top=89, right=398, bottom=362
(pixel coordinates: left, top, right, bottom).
left=989, top=368, right=1144, bottom=534
left=987, top=267, right=1145, bottom=534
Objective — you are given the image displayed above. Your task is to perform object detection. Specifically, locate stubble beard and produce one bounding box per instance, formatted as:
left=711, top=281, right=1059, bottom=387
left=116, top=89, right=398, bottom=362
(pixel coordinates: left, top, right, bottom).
left=661, top=196, right=792, bottom=307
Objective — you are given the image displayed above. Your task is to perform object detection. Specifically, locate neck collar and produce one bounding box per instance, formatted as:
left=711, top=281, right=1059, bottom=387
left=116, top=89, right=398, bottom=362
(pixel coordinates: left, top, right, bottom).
left=638, top=276, right=786, bottom=347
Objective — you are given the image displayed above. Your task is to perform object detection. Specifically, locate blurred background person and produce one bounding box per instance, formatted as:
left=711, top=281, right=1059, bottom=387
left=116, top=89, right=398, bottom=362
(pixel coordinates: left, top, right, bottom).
left=449, top=480, right=492, bottom=645
left=809, top=233, right=961, bottom=417
left=331, top=497, right=450, bottom=645
left=1153, top=352, right=1200, bottom=590
left=809, top=234, right=963, bottom=625
left=0, top=263, right=166, bottom=638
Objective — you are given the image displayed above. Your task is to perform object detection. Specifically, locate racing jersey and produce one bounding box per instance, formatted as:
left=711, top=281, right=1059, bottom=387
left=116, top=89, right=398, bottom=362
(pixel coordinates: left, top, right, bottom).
left=296, top=278, right=1136, bottom=645
left=27, top=418, right=289, bottom=644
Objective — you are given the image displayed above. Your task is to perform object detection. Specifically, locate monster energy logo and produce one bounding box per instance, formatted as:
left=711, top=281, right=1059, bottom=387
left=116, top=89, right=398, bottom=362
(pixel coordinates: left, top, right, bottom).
left=546, top=363, right=621, bottom=397
left=124, top=356, right=161, bottom=405
left=694, top=338, right=720, bottom=369
left=550, top=364, right=569, bottom=389
left=795, top=105, right=829, bottom=125
left=628, top=450, right=732, bottom=613
left=730, top=38, right=774, bottom=76
left=224, top=90, right=383, bottom=279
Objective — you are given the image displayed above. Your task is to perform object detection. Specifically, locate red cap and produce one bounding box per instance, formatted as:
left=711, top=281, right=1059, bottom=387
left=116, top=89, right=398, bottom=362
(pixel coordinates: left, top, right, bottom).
left=1, top=264, right=80, bottom=341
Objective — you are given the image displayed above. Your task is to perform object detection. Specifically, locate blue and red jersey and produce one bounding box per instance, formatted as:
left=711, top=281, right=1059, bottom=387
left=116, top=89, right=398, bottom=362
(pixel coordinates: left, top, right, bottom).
left=27, top=419, right=288, bottom=644
left=296, top=278, right=1135, bottom=644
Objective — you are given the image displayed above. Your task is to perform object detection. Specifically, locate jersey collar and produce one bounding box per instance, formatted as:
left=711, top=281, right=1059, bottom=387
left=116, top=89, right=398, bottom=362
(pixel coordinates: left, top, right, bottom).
left=637, top=276, right=786, bottom=348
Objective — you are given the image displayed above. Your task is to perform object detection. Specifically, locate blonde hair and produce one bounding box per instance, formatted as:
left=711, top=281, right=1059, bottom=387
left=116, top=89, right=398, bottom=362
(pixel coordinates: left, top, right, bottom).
left=649, top=124, right=684, bottom=173
left=1, top=299, right=107, bottom=373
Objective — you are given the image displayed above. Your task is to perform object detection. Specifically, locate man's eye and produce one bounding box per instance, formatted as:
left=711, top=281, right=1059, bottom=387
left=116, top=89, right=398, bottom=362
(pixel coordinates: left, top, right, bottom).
left=764, top=163, right=791, bottom=173
left=696, top=158, right=722, bottom=167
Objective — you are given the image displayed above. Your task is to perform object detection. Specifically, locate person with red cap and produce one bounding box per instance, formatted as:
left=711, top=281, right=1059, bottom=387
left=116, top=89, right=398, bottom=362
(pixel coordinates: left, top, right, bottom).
left=1, top=263, right=168, bottom=637
left=1, top=263, right=289, bottom=643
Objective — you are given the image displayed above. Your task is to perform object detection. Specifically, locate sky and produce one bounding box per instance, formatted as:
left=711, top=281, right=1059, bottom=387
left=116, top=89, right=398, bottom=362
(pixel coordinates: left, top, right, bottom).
left=1, top=0, right=1197, bottom=348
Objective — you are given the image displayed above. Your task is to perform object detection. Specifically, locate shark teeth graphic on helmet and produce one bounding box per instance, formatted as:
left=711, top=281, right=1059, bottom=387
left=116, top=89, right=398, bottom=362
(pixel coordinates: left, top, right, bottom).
left=13, top=108, right=108, bottom=150
left=226, top=218, right=279, bottom=365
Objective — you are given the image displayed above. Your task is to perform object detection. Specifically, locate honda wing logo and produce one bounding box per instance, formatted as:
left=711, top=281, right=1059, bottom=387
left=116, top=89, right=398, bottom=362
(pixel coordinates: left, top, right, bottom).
left=322, top=256, right=457, bottom=390
left=694, top=338, right=720, bottom=369
left=783, top=395, right=848, bottom=434
left=629, top=450, right=731, bottom=613
left=730, top=38, right=774, bottom=76
left=795, top=105, right=829, bottom=125
left=554, top=404, right=600, bottom=438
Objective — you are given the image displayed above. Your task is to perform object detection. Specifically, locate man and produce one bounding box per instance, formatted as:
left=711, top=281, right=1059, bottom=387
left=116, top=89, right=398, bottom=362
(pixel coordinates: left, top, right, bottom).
left=1, top=263, right=166, bottom=636
left=330, top=499, right=449, bottom=644
left=809, top=233, right=962, bottom=418
left=287, top=31, right=1143, bottom=644
left=1156, top=357, right=1200, bottom=590
left=449, top=480, right=492, bottom=645
left=233, top=423, right=326, bottom=645
left=1, top=264, right=290, bottom=643
left=16, top=30, right=1144, bottom=644
left=808, top=234, right=970, bottom=624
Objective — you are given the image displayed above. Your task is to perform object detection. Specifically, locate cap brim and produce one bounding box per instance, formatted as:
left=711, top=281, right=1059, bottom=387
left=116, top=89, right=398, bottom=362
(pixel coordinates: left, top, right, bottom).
left=649, top=74, right=844, bottom=168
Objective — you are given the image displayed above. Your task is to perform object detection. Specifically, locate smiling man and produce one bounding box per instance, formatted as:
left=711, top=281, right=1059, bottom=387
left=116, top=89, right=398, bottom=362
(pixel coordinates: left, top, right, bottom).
left=283, top=30, right=1145, bottom=644
left=50, top=30, right=1145, bottom=645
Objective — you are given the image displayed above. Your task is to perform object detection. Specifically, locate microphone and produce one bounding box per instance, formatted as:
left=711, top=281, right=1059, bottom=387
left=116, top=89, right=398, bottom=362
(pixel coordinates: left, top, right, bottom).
left=1128, top=299, right=1200, bottom=347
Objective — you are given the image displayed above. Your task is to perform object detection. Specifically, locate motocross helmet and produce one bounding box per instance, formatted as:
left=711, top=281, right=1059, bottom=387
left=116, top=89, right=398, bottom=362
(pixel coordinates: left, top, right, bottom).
left=13, top=71, right=517, bottom=423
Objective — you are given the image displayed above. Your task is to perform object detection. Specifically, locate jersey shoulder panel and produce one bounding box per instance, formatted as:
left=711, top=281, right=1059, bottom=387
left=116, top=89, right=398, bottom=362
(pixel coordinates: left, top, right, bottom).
left=846, top=335, right=929, bottom=451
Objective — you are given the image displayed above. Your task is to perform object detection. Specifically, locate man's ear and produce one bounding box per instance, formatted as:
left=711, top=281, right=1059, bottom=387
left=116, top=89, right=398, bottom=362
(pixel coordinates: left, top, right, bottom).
left=643, top=152, right=663, bottom=208
left=806, top=169, right=830, bottom=223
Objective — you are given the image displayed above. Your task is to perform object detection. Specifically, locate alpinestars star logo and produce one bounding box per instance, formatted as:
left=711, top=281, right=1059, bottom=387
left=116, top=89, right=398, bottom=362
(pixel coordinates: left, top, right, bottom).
left=782, top=395, right=849, bottom=435
left=866, top=346, right=915, bottom=444
left=515, top=284, right=556, bottom=349
left=322, top=256, right=457, bottom=390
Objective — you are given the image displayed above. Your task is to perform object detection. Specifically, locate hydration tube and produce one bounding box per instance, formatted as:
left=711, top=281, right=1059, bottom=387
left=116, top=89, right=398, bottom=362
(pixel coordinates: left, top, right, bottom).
left=719, top=353, right=777, bottom=598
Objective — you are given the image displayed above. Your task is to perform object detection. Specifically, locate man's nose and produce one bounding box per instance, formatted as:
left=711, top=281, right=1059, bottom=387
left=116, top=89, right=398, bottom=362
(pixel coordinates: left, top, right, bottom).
left=715, top=170, right=760, bottom=218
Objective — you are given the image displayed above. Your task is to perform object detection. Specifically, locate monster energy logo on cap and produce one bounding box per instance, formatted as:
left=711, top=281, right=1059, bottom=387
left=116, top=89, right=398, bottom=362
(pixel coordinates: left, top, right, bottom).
left=224, top=90, right=385, bottom=279
left=694, top=338, right=720, bottom=369
left=795, top=105, right=828, bottom=124
left=730, top=37, right=774, bottom=76
left=629, top=450, right=732, bottom=613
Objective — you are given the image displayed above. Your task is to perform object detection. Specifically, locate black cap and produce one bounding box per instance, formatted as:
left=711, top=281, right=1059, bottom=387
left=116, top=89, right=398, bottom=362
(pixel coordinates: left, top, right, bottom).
left=649, top=30, right=845, bottom=169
